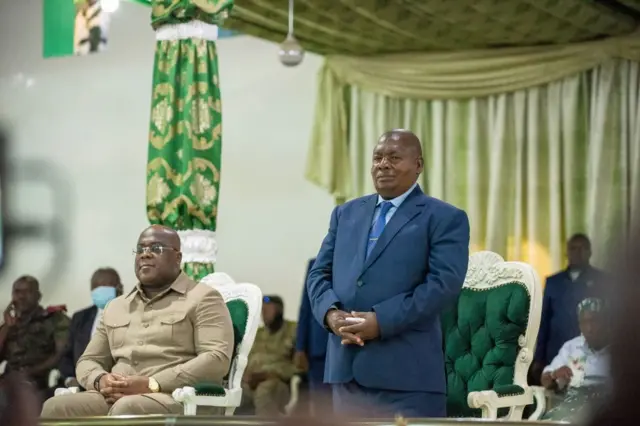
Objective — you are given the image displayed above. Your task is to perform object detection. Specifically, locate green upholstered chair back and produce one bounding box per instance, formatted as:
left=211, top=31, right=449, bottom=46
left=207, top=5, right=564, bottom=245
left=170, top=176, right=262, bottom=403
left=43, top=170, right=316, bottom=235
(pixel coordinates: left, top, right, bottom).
left=226, top=299, right=249, bottom=364
left=442, top=251, right=542, bottom=417
left=198, top=273, right=263, bottom=393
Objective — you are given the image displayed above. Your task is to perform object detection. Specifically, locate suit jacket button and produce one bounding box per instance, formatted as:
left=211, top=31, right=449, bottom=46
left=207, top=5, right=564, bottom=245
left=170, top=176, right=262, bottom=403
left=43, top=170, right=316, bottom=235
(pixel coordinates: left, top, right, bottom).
left=357, top=280, right=363, bottom=287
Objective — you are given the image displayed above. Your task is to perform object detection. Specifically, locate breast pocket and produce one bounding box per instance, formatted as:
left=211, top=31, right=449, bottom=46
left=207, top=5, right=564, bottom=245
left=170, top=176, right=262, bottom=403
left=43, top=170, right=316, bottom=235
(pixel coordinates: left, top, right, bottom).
left=104, top=318, right=130, bottom=349
left=160, top=312, right=192, bottom=348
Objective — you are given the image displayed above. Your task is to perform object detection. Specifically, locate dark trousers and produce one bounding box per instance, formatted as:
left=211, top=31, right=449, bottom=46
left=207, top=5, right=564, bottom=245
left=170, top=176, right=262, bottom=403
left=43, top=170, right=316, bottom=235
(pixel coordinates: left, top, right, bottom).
left=332, top=381, right=446, bottom=418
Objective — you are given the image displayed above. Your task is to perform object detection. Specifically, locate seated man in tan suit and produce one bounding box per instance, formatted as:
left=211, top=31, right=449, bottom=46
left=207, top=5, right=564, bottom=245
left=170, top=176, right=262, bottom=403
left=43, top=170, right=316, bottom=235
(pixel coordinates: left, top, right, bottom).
left=41, top=225, right=234, bottom=417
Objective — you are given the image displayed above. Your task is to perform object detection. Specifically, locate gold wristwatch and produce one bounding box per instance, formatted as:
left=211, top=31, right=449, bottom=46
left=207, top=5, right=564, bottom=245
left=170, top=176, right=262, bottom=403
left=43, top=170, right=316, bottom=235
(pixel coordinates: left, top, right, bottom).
left=148, top=377, right=160, bottom=393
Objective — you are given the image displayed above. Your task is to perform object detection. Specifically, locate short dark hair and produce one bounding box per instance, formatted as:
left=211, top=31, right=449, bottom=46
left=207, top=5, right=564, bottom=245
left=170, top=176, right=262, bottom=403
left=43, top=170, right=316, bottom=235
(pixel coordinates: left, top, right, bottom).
left=263, top=295, right=284, bottom=310
left=13, top=275, right=39, bottom=291
left=569, top=233, right=591, bottom=248
left=91, top=268, right=121, bottom=285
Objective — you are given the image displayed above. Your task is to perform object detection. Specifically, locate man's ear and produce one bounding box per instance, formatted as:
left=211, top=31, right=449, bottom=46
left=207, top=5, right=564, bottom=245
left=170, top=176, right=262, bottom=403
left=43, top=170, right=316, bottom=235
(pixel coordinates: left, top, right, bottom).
left=176, top=252, right=183, bottom=268
left=37, top=291, right=42, bottom=302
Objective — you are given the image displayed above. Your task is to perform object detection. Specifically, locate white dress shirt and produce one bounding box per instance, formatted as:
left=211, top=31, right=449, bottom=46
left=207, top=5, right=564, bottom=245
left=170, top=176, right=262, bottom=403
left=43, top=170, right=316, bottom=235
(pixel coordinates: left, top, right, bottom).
left=543, top=335, right=609, bottom=387
left=91, top=308, right=103, bottom=337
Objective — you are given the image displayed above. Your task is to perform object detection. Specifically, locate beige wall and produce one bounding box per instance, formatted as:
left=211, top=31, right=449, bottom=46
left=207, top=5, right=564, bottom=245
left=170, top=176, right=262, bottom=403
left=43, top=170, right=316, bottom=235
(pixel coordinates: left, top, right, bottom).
left=0, top=1, right=334, bottom=320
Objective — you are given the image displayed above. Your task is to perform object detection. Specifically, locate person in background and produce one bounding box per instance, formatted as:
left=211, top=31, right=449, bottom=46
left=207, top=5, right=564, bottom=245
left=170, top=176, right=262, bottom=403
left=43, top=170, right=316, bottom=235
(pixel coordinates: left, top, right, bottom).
left=540, top=297, right=610, bottom=422
left=532, top=234, right=606, bottom=382
left=0, top=276, right=70, bottom=402
left=241, top=295, right=298, bottom=415
left=59, top=268, right=123, bottom=389
left=308, top=129, right=470, bottom=417
left=41, top=225, right=234, bottom=417
left=295, top=258, right=331, bottom=411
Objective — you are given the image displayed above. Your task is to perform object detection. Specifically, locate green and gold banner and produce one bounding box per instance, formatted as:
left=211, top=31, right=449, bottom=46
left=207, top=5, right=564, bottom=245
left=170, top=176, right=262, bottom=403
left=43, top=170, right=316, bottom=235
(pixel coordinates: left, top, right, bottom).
left=146, top=0, right=234, bottom=281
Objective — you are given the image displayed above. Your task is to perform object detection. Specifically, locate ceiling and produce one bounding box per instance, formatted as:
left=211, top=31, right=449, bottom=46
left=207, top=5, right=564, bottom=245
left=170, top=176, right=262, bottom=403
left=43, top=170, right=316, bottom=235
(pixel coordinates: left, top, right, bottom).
left=225, top=0, right=640, bottom=55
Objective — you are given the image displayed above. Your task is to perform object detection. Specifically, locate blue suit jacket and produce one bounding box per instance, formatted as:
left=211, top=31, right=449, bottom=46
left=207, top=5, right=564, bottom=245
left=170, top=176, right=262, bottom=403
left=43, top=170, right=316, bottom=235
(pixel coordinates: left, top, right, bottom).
left=534, top=267, right=606, bottom=367
left=307, top=186, right=470, bottom=393
left=297, top=258, right=329, bottom=359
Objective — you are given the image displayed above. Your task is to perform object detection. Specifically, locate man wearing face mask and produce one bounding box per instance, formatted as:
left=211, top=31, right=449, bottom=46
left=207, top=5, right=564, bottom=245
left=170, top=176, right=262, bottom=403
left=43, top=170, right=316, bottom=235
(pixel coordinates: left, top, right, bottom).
left=58, top=268, right=123, bottom=389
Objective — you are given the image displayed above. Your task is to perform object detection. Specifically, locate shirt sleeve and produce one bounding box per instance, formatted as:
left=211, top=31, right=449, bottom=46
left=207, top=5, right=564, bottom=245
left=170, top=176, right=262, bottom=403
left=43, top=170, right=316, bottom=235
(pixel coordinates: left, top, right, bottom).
left=153, top=289, right=234, bottom=392
left=543, top=339, right=574, bottom=373
left=76, top=315, right=113, bottom=391
left=53, top=313, right=71, bottom=344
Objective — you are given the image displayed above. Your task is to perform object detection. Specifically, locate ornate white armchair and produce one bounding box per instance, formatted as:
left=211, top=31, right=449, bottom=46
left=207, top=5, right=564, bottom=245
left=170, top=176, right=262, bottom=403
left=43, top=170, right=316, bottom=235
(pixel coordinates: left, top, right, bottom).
left=172, top=272, right=262, bottom=415
left=441, top=251, right=543, bottom=420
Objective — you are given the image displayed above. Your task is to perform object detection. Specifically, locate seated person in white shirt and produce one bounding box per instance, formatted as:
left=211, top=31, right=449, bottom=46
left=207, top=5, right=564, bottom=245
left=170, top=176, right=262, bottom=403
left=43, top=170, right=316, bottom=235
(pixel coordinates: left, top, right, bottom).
left=540, top=297, right=609, bottom=422
left=58, top=268, right=123, bottom=389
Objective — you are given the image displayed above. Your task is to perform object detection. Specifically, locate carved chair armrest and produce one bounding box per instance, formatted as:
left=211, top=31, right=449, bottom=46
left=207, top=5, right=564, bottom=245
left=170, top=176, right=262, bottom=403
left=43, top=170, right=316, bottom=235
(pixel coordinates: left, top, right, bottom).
left=468, top=385, right=533, bottom=420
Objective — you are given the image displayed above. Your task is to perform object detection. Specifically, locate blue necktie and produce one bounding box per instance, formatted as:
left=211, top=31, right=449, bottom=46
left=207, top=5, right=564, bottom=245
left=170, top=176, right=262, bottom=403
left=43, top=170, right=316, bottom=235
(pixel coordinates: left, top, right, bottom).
left=366, top=201, right=393, bottom=258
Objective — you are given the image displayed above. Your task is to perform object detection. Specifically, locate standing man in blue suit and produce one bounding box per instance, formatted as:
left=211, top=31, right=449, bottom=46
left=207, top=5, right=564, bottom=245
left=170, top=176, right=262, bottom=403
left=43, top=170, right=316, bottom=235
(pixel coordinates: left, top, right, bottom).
left=295, top=258, right=331, bottom=410
left=307, top=130, right=470, bottom=418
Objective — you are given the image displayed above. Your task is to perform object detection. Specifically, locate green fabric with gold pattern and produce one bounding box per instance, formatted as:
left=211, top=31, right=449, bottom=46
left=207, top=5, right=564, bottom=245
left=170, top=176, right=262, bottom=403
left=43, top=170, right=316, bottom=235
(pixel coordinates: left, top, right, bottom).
left=146, top=0, right=233, bottom=281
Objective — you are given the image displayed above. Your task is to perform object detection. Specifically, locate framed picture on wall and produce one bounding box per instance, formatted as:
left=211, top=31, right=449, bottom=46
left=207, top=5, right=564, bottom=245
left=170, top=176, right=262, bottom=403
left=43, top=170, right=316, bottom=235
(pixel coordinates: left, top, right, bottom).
left=43, top=0, right=113, bottom=58
left=73, top=0, right=111, bottom=55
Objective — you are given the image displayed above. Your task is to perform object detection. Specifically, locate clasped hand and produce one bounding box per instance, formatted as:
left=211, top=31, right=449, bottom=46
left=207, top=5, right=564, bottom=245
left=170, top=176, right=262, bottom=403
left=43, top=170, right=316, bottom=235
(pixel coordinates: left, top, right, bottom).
left=553, top=366, right=573, bottom=382
left=3, top=303, right=17, bottom=328
left=99, top=373, right=150, bottom=404
left=326, top=310, right=380, bottom=346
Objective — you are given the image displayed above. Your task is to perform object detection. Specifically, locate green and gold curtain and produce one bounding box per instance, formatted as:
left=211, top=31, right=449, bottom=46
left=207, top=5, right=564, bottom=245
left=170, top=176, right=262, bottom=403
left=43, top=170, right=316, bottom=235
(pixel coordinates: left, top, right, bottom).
left=307, top=35, right=640, bottom=278
left=146, top=0, right=233, bottom=281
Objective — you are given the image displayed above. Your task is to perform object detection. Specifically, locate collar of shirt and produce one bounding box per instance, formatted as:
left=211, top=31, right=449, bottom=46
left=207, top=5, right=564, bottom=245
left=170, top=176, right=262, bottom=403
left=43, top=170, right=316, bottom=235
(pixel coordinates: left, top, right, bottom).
left=566, top=265, right=594, bottom=280
left=126, top=272, right=190, bottom=303
left=578, top=335, right=609, bottom=356
left=376, top=182, right=418, bottom=208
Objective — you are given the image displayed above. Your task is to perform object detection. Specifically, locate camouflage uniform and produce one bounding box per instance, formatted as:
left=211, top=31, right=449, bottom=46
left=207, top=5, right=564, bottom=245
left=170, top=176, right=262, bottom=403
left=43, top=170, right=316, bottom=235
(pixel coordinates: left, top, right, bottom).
left=0, top=306, right=70, bottom=392
left=242, top=320, right=299, bottom=415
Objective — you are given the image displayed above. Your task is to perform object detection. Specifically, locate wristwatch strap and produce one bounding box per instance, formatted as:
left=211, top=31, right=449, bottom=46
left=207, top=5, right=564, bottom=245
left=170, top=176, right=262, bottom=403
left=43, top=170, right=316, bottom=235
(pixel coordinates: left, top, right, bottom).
left=94, top=373, right=107, bottom=391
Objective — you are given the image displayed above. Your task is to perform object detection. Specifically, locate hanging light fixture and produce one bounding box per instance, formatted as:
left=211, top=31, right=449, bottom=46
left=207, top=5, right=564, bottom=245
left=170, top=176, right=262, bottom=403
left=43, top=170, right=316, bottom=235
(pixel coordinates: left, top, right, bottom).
left=278, top=0, right=304, bottom=67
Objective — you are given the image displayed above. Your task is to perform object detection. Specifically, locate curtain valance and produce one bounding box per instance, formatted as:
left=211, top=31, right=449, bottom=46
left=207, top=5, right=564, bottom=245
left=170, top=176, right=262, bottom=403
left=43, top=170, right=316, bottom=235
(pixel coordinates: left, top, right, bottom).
left=323, top=33, right=640, bottom=99
left=307, top=35, right=640, bottom=201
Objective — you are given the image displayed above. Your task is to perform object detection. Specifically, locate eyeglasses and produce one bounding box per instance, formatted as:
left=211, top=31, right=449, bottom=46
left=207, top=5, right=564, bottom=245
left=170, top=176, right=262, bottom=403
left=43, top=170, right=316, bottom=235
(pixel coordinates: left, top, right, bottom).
left=133, top=244, right=178, bottom=255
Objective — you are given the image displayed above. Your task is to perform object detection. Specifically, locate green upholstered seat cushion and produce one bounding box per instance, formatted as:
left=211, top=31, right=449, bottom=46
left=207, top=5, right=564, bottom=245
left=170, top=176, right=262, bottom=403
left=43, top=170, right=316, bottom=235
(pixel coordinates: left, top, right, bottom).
left=442, top=282, right=530, bottom=417
left=194, top=299, right=248, bottom=395
left=194, top=382, right=226, bottom=396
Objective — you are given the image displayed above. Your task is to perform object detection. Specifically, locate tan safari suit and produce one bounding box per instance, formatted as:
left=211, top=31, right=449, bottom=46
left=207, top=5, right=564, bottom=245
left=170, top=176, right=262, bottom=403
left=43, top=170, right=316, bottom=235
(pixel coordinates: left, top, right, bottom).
left=41, top=273, right=234, bottom=417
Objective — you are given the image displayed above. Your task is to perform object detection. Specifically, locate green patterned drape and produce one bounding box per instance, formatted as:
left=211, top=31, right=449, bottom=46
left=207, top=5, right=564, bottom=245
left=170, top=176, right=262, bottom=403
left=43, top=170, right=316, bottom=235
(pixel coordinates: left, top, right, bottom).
left=146, top=0, right=234, bottom=281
